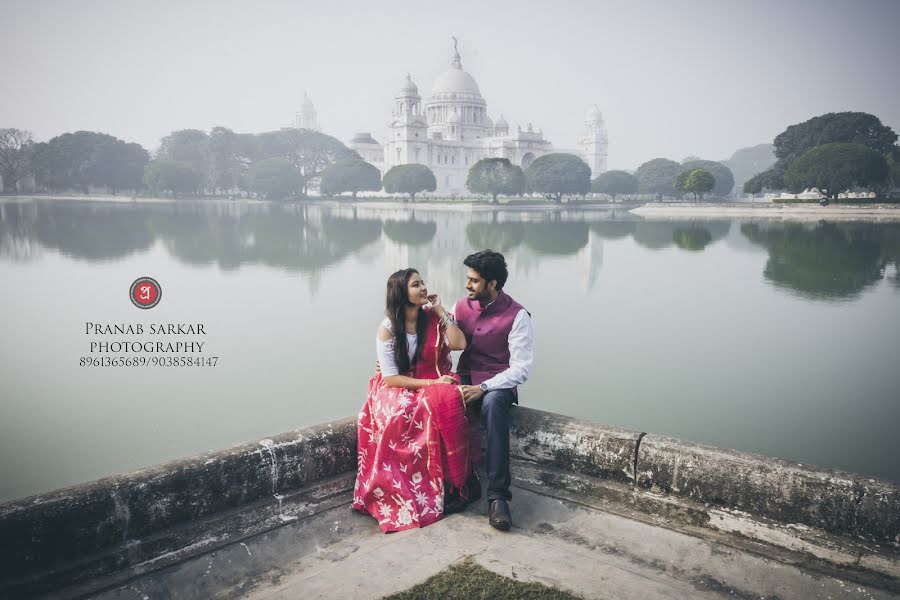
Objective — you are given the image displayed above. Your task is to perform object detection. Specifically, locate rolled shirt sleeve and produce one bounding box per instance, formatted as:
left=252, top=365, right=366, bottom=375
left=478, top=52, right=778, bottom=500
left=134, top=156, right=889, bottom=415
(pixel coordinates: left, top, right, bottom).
left=480, top=308, right=533, bottom=391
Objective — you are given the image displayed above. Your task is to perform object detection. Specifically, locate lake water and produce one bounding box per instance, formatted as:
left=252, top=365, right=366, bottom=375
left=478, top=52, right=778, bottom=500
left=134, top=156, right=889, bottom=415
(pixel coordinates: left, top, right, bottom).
left=1, top=198, right=899, bottom=503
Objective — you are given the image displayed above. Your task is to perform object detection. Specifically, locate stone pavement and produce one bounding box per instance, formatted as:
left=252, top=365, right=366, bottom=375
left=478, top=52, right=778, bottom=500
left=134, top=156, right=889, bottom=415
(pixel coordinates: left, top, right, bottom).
left=89, top=485, right=896, bottom=600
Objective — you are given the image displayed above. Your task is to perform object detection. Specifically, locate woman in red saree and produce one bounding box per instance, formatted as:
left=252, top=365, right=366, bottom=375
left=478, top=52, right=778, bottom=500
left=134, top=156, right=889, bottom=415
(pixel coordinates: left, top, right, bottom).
left=352, top=268, right=479, bottom=533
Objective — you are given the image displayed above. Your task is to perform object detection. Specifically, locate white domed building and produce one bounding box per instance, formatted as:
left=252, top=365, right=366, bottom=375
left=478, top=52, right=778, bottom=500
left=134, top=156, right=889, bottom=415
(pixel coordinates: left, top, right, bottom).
left=348, top=38, right=609, bottom=195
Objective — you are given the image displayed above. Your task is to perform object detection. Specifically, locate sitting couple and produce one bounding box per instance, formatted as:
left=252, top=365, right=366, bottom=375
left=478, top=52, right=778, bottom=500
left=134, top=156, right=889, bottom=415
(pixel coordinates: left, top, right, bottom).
left=352, top=250, right=534, bottom=533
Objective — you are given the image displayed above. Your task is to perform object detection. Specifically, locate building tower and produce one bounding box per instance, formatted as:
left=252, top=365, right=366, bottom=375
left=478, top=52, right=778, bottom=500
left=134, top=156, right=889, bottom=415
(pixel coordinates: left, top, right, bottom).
left=386, top=74, right=428, bottom=166
left=296, top=92, right=320, bottom=131
left=581, top=105, right=608, bottom=176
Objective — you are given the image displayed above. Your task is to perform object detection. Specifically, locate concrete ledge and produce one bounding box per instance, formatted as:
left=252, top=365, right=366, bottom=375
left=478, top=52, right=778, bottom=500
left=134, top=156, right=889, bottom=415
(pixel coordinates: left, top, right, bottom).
left=2, top=407, right=899, bottom=597
left=637, top=432, right=900, bottom=545
left=0, top=417, right=356, bottom=597
left=509, top=407, right=639, bottom=485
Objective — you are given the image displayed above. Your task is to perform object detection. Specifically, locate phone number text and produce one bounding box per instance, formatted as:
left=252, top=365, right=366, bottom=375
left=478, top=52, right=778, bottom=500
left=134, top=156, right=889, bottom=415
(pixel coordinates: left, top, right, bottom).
left=79, top=356, right=219, bottom=367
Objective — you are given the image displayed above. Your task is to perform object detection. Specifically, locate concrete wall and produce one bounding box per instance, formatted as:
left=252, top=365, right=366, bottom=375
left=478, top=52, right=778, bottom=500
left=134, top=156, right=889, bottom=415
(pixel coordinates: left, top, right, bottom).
left=2, top=407, right=898, bottom=597
left=0, top=417, right=357, bottom=597
left=508, top=408, right=900, bottom=545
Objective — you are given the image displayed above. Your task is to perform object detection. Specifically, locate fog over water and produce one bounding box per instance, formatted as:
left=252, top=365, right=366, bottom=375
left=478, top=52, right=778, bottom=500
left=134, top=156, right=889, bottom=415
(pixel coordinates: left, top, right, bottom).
left=2, top=0, right=899, bottom=169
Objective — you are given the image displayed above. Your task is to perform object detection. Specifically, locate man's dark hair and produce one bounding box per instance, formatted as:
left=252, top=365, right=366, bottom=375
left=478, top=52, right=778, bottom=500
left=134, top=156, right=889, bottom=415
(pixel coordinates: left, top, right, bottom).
left=464, top=250, right=508, bottom=290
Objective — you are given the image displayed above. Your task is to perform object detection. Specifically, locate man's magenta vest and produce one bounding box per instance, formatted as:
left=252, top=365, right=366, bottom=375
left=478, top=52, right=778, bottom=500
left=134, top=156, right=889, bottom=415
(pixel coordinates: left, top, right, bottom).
left=454, top=291, right=525, bottom=396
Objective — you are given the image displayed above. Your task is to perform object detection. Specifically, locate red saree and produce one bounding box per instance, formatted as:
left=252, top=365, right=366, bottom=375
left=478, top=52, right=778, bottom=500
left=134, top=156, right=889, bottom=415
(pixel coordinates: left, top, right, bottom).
left=352, top=308, right=478, bottom=532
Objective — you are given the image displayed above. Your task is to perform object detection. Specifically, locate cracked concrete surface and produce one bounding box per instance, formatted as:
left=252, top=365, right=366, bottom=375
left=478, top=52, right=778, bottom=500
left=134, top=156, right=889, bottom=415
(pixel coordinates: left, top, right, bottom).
left=90, top=486, right=896, bottom=600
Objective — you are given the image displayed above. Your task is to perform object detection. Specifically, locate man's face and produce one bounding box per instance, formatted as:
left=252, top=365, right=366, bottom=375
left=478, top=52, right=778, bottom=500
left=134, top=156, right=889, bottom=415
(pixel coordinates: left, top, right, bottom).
left=465, top=268, right=495, bottom=301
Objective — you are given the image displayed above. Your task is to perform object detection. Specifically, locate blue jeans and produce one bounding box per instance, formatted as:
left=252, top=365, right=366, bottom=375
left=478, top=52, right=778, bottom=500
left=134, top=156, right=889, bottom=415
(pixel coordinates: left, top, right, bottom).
left=461, top=375, right=515, bottom=502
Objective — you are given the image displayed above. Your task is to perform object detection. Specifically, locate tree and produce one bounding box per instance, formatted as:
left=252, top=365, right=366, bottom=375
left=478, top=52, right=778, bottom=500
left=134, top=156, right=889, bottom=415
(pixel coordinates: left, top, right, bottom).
left=465, top=158, right=525, bottom=203
left=743, top=169, right=784, bottom=195
left=723, top=143, right=775, bottom=196
left=676, top=168, right=715, bottom=200
left=157, top=130, right=210, bottom=191
left=783, top=143, right=889, bottom=200
left=590, top=170, right=637, bottom=199
left=524, top=153, right=590, bottom=203
left=748, top=112, right=899, bottom=191
left=382, top=164, right=436, bottom=202
left=246, top=157, right=303, bottom=200
left=0, top=128, right=34, bottom=193
left=207, top=126, right=244, bottom=194
left=143, top=160, right=201, bottom=198
left=85, top=137, right=149, bottom=194
left=680, top=160, right=734, bottom=197
left=319, top=159, right=382, bottom=198
left=635, top=158, right=682, bottom=199
left=255, top=129, right=358, bottom=196
left=29, top=131, right=149, bottom=194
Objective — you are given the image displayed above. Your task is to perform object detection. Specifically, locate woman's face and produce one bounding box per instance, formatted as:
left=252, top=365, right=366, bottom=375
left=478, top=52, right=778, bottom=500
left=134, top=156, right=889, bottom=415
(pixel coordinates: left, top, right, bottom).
left=407, top=272, right=429, bottom=306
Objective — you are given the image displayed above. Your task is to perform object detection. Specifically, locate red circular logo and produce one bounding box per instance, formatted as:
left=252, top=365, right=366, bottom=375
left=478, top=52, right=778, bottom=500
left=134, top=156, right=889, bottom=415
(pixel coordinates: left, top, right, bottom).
left=130, top=277, right=161, bottom=309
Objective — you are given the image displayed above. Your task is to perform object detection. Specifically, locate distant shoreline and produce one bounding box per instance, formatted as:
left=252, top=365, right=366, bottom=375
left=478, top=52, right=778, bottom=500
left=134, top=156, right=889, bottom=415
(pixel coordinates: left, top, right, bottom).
left=630, top=202, right=900, bottom=220
left=5, top=195, right=900, bottom=220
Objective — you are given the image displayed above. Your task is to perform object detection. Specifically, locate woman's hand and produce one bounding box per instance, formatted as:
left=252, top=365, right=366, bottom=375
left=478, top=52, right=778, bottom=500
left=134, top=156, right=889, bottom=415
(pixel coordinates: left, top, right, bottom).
left=434, top=375, right=456, bottom=384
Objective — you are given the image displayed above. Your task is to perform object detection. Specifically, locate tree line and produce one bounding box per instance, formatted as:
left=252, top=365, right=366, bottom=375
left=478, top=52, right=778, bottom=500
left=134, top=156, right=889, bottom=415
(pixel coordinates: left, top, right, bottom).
left=0, top=123, right=733, bottom=202
left=0, top=126, right=366, bottom=198
left=742, top=112, right=900, bottom=200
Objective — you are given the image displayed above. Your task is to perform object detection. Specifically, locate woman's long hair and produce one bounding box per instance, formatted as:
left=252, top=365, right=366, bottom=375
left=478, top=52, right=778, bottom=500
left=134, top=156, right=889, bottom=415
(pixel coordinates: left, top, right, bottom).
left=386, top=268, right=428, bottom=374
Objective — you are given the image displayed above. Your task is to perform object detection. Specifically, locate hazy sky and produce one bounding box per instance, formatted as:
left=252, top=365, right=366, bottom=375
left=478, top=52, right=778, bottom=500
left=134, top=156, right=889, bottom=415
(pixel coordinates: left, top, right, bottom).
left=2, top=0, right=898, bottom=170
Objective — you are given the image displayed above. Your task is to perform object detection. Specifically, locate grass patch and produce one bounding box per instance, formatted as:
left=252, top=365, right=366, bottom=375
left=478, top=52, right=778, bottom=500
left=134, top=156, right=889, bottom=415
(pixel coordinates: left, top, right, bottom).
left=382, top=556, right=583, bottom=600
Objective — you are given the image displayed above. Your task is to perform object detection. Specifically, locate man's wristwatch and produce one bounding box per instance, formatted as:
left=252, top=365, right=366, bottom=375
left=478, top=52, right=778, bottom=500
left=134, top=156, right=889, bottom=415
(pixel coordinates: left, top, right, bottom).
left=479, top=383, right=489, bottom=393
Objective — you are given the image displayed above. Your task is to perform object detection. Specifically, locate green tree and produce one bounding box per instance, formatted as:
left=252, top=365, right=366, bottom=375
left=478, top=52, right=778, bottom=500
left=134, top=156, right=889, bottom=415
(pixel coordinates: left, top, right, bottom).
left=590, top=170, right=637, bottom=199
left=0, top=128, right=34, bottom=193
left=143, top=160, right=200, bottom=198
left=723, top=144, right=775, bottom=195
left=783, top=143, right=889, bottom=200
left=207, top=126, right=244, bottom=194
left=676, top=168, right=715, bottom=200
left=382, top=164, right=436, bottom=202
left=246, top=157, right=303, bottom=200
left=743, top=169, right=784, bottom=195
left=524, top=153, right=590, bottom=203
left=157, top=129, right=210, bottom=192
left=465, top=157, right=525, bottom=203
left=680, top=160, right=733, bottom=197
left=85, top=137, right=149, bottom=194
left=320, top=159, right=382, bottom=198
left=255, top=129, right=358, bottom=196
left=29, top=131, right=148, bottom=194
left=748, top=112, right=898, bottom=191
left=635, top=158, right=681, bottom=199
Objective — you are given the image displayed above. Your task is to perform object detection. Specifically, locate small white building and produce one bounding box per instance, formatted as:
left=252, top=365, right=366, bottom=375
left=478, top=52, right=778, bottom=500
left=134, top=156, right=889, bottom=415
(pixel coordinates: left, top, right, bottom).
left=347, top=38, right=609, bottom=195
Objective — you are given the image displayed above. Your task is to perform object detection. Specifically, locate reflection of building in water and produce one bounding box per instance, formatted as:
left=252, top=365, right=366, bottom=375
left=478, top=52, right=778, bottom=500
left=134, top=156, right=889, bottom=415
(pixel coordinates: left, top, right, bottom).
left=345, top=38, right=609, bottom=195
left=381, top=210, right=472, bottom=300
left=575, top=231, right=604, bottom=292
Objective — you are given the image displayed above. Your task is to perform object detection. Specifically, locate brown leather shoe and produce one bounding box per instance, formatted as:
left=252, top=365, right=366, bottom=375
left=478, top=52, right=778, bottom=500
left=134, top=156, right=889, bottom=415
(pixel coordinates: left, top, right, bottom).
left=489, top=499, right=511, bottom=531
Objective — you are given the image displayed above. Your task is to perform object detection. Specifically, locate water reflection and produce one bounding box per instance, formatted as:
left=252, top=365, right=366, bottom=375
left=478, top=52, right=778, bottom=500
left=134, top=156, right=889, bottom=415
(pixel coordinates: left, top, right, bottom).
left=465, top=221, right=524, bottom=252
left=740, top=221, right=900, bottom=300
left=382, top=215, right=437, bottom=247
left=4, top=200, right=900, bottom=303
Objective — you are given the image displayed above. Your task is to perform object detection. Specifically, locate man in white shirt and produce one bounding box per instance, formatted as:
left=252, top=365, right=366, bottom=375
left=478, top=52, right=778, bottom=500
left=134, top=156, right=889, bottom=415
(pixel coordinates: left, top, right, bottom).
left=452, top=250, right=534, bottom=531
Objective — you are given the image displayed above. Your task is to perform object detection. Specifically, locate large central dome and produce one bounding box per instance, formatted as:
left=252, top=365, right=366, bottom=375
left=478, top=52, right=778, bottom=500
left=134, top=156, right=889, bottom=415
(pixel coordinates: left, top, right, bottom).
left=431, top=68, right=481, bottom=96
left=429, top=38, right=482, bottom=98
